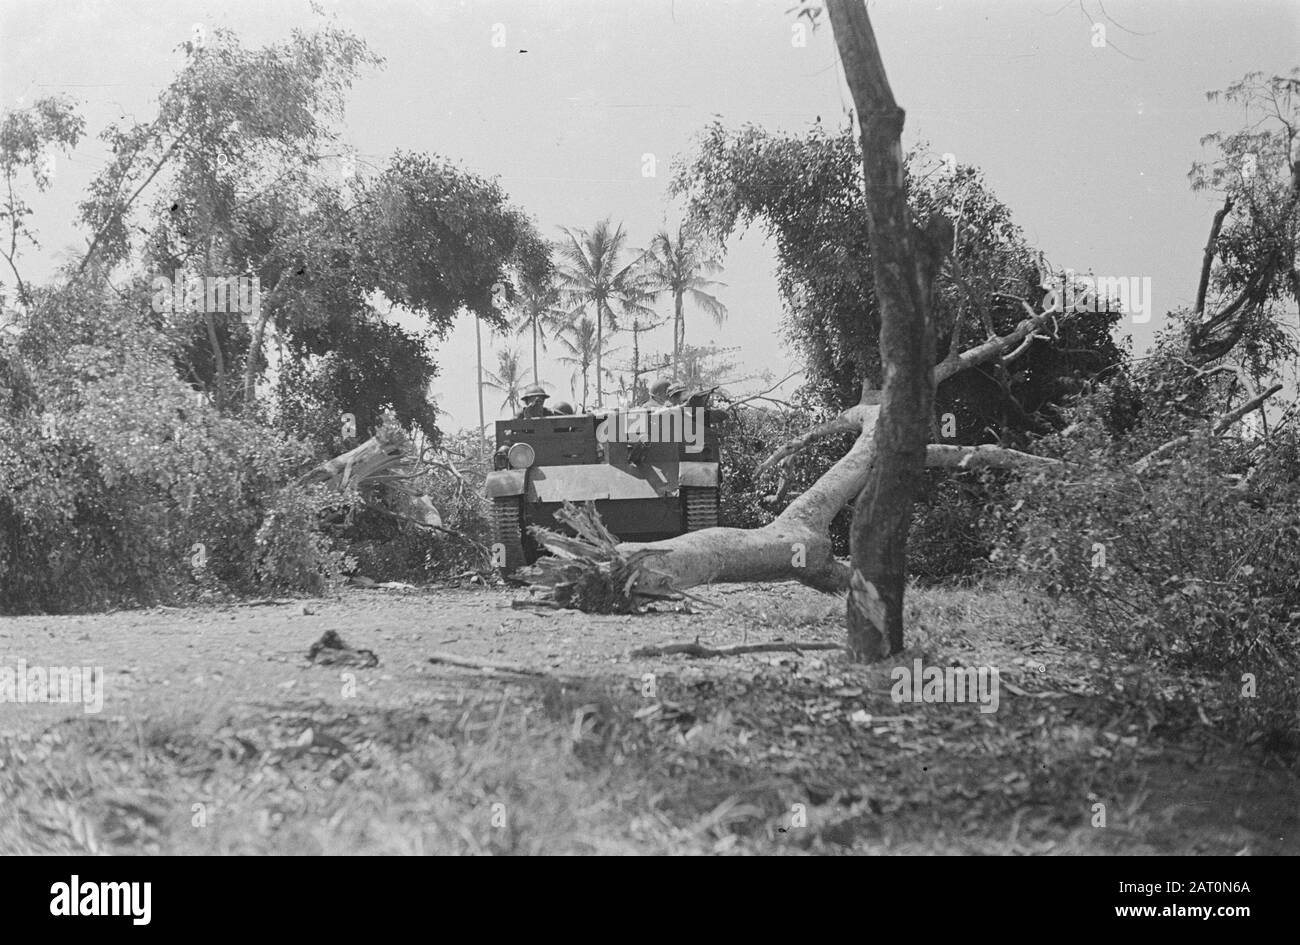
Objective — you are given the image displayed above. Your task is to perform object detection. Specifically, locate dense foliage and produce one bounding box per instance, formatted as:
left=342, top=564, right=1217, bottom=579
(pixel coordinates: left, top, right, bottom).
left=672, top=122, right=1125, bottom=579
left=0, top=24, right=546, bottom=611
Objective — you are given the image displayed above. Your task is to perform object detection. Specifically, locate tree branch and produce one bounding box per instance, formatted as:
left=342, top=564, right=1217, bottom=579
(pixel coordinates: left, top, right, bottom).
left=1133, top=382, right=1283, bottom=472
left=1194, top=196, right=1234, bottom=316
left=628, top=640, right=844, bottom=659
left=76, top=127, right=190, bottom=276
left=756, top=402, right=875, bottom=475
left=760, top=296, right=1066, bottom=473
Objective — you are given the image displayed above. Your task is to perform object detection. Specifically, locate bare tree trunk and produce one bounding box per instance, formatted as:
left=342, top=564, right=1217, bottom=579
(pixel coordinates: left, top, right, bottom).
left=515, top=7, right=1289, bottom=663
left=475, top=312, right=486, bottom=460
left=203, top=310, right=225, bottom=411
left=673, top=291, right=683, bottom=380
left=243, top=270, right=290, bottom=408
left=1194, top=197, right=1233, bottom=316
left=826, top=0, right=950, bottom=660
left=532, top=317, right=539, bottom=384
left=631, top=319, right=641, bottom=401
left=595, top=302, right=605, bottom=407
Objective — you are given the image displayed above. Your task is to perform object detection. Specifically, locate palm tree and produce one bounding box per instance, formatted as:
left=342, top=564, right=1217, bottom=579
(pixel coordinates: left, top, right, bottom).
left=556, top=219, right=654, bottom=407
left=555, top=315, right=619, bottom=411
left=481, top=347, right=531, bottom=416
left=510, top=273, right=568, bottom=382
left=639, top=226, right=728, bottom=379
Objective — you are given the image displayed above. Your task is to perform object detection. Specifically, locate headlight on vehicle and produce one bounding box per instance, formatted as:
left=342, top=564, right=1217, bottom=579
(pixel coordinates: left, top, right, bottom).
left=507, top=442, right=536, bottom=469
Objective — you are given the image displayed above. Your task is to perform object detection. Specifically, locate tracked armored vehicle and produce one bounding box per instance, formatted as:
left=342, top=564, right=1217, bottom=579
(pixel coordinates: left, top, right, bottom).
left=484, top=401, right=725, bottom=571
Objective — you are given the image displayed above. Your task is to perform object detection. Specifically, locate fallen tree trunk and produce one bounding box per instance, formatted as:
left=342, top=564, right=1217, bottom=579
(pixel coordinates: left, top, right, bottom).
left=300, top=425, right=443, bottom=529
left=623, top=430, right=1061, bottom=597
left=511, top=26, right=1296, bottom=667
left=623, top=407, right=880, bottom=595
left=300, top=426, right=410, bottom=491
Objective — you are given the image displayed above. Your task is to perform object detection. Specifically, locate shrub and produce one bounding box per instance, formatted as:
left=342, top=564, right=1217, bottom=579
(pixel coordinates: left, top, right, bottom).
left=717, top=402, right=853, bottom=553
left=994, top=409, right=1300, bottom=742
left=0, top=285, right=340, bottom=612
left=908, top=469, right=1005, bottom=586
left=335, top=429, right=494, bottom=582
left=254, top=484, right=358, bottom=593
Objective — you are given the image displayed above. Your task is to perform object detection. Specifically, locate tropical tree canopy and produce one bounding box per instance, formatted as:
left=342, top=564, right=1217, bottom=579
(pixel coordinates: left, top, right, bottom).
left=638, top=226, right=727, bottom=378
left=555, top=218, right=653, bottom=407
left=671, top=121, right=1124, bottom=445
left=482, top=347, right=531, bottom=415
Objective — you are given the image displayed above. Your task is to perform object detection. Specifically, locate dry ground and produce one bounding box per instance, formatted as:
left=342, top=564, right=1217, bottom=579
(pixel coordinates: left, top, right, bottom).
left=0, top=580, right=1294, bottom=854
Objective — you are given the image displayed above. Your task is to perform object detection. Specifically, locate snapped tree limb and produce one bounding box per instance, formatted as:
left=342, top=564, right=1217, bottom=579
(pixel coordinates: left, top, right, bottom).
left=1133, top=382, right=1283, bottom=472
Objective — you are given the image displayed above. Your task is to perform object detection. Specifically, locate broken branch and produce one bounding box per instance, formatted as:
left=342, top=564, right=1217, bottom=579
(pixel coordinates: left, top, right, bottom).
left=628, top=641, right=844, bottom=659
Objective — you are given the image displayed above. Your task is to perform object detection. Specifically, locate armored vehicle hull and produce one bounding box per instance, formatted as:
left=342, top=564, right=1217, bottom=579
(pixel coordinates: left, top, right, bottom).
left=484, top=410, right=723, bottom=571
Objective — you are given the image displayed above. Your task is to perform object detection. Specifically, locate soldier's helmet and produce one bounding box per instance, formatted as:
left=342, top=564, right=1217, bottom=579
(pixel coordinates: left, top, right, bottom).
left=666, top=381, right=688, bottom=400
left=648, top=378, right=670, bottom=401
left=521, top=383, right=549, bottom=402
left=551, top=400, right=575, bottom=415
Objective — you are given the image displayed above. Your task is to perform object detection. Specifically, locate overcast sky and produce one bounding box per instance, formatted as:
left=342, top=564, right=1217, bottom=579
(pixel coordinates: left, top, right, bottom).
left=2, top=0, right=1297, bottom=429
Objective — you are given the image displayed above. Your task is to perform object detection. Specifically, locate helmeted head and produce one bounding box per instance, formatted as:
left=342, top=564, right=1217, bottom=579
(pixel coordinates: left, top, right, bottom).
left=666, top=381, right=687, bottom=404
left=520, top=383, right=549, bottom=405
left=648, top=378, right=670, bottom=402
left=551, top=400, right=575, bottom=415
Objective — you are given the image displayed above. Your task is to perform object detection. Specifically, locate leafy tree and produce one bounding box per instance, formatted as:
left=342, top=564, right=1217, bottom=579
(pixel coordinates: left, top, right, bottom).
left=0, top=23, right=555, bottom=609
left=669, top=342, right=739, bottom=392
left=481, top=347, right=531, bottom=415
left=0, top=276, right=333, bottom=613
left=556, top=218, right=654, bottom=407
left=0, top=97, right=85, bottom=307
left=556, top=315, right=618, bottom=411
left=509, top=271, right=567, bottom=382
left=671, top=122, right=1123, bottom=444
left=358, top=151, right=551, bottom=333
left=273, top=313, right=442, bottom=453
left=80, top=24, right=379, bottom=279
left=74, top=23, right=381, bottom=411
left=358, top=150, right=549, bottom=443
left=1185, top=69, right=1300, bottom=367
left=672, top=122, right=874, bottom=403
left=73, top=25, right=547, bottom=440
left=638, top=226, right=727, bottom=378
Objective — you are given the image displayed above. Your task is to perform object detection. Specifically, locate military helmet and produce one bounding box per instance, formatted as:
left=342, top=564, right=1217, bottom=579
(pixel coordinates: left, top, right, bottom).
left=551, top=400, right=575, bottom=415
left=521, top=383, right=548, bottom=402
left=648, top=378, right=670, bottom=400
left=666, top=381, right=688, bottom=398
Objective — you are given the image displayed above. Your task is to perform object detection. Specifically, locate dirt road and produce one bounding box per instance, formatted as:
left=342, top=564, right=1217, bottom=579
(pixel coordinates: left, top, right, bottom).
left=1, top=582, right=1294, bottom=855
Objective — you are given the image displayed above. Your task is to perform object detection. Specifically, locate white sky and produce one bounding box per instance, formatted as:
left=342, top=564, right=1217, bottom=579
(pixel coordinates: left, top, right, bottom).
left=2, top=0, right=1297, bottom=429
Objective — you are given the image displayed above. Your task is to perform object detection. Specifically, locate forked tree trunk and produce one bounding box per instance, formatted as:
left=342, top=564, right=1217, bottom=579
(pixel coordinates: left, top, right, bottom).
left=518, top=5, right=1289, bottom=665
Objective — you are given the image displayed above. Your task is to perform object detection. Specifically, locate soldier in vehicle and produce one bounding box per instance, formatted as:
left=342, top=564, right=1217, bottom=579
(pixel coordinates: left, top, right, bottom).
left=516, top=383, right=553, bottom=419
left=551, top=400, right=575, bottom=415
left=638, top=377, right=670, bottom=408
